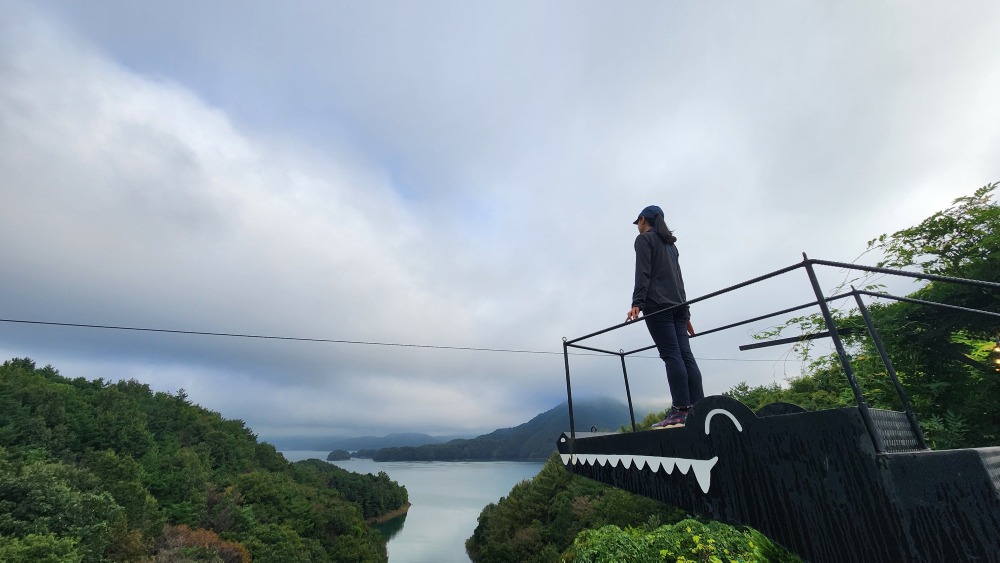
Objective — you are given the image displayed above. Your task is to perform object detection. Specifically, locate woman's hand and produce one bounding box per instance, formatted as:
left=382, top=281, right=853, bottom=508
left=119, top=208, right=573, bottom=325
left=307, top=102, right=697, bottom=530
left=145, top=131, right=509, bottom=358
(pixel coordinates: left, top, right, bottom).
left=687, top=320, right=696, bottom=336
left=626, top=307, right=641, bottom=322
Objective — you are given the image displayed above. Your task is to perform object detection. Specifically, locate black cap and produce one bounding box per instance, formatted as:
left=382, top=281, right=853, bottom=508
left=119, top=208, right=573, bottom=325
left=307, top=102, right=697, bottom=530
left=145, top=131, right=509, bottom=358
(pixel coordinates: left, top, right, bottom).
left=632, top=205, right=663, bottom=224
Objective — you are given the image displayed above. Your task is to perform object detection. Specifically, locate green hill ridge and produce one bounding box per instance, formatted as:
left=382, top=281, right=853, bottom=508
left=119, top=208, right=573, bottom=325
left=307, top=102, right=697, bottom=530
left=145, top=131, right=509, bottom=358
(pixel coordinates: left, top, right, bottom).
left=0, top=358, right=407, bottom=562
left=373, top=397, right=628, bottom=461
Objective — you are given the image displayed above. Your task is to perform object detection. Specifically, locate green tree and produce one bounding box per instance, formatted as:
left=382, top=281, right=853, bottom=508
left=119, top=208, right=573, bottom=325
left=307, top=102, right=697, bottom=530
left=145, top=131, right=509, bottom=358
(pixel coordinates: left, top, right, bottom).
left=0, top=533, right=83, bottom=563
left=82, top=449, right=164, bottom=543
left=0, top=454, right=123, bottom=561
left=146, top=447, right=212, bottom=525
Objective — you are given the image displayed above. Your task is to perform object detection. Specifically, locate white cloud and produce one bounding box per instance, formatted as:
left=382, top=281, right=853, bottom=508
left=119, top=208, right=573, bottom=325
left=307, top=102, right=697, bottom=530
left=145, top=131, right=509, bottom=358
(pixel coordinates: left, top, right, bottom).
left=2, top=1, right=999, bottom=441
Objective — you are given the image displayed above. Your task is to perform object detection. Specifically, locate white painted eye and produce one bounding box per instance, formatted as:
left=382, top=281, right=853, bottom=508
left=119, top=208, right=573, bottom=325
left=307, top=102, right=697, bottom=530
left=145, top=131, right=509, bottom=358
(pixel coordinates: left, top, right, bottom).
left=560, top=437, right=566, bottom=443
left=704, top=409, right=743, bottom=435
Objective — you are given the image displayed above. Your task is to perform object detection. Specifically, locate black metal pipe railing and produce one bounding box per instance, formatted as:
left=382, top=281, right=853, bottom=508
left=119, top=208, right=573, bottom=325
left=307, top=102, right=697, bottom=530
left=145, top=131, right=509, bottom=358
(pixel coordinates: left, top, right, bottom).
left=810, top=258, right=1000, bottom=290
left=620, top=351, right=637, bottom=432
left=738, top=328, right=857, bottom=351
left=562, top=338, right=576, bottom=442
left=803, top=254, right=885, bottom=453
left=565, top=262, right=805, bottom=346
left=560, top=254, right=998, bottom=455
left=565, top=342, right=623, bottom=356
left=696, top=293, right=853, bottom=339
left=623, top=343, right=658, bottom=356
left=852, top=288, right=928, bottom=450
left=855, top=290, right=1000, bottom=319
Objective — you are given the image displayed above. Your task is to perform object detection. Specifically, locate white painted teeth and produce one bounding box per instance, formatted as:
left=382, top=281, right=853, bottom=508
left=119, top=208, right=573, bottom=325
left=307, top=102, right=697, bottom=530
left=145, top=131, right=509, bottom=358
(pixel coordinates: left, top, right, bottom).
left=560, top=453, right=719, bottom=494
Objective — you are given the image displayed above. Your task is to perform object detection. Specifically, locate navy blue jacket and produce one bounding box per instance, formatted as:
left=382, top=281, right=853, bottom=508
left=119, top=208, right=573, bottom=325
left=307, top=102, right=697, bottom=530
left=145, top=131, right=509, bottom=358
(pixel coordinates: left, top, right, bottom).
left=631, top=230, right=687, bottom=312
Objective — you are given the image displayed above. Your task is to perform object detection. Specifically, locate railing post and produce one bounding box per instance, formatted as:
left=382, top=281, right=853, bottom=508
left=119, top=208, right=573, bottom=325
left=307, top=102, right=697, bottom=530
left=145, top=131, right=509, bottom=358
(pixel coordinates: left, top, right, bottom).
left=852, top=288, right=929, bottom=450
left=802, top=254, right=886, bottom=453
left=563, top=338, right=576, bottom=443
left=620, top=350, right=637, bottom=432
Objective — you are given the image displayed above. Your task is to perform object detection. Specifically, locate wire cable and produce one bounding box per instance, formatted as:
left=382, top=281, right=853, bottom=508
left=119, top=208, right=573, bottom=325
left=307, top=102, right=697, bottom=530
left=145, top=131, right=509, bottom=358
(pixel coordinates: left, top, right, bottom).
left=0, top=317, right=795, bottom=362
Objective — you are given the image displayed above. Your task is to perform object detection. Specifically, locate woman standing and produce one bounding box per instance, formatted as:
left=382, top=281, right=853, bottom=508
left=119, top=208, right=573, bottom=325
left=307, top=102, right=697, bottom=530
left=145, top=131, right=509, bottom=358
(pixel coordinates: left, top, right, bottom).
left=626, top=205, right=704, bottom=428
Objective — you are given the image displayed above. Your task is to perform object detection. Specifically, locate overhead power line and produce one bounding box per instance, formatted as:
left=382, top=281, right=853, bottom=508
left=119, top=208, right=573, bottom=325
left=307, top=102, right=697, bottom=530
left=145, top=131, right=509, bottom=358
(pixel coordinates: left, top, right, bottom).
left=0, top=317, right=794, bottom=362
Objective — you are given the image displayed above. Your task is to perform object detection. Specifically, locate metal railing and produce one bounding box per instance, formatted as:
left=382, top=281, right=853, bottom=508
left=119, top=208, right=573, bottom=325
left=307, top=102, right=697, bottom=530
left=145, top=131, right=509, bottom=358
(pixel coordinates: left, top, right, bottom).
left=561, top=254, right=1000, bottom=454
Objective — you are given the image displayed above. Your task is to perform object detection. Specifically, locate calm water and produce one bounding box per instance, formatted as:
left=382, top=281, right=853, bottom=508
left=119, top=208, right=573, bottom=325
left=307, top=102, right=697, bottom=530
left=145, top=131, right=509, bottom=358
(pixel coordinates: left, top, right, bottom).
left=281, top=451, right=544, bottom=562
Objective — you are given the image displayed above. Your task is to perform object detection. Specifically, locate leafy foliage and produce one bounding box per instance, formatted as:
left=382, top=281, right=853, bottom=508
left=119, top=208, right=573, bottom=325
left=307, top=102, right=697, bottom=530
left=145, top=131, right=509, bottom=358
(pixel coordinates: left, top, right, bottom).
left=0, top=358, right=408, bottom=561
left=569, top=519, right=798, bottom=563
left=0, top=533, right=83, bottom=563
left=0, top=453, right=121, bottom=561
left=870, top=183, right=1000, bottom=276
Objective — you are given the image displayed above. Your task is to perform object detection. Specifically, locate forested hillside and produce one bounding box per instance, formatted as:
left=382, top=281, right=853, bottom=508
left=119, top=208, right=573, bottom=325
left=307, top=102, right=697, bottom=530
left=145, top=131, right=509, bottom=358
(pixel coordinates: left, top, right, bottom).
left=0, top=358, right=408, bottom=562
left=374, top=398, right=628, bottom=461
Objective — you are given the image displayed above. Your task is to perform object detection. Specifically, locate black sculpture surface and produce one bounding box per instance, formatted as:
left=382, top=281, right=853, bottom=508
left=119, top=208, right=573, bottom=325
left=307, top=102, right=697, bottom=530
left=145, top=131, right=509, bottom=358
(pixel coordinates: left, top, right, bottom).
left=558, top=395, right=1000, bottom=561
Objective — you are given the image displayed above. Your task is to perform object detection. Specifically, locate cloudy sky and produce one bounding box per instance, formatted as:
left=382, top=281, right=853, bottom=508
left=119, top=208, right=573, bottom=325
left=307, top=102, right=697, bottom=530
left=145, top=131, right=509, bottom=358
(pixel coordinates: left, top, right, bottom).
left=2, top=1, right=999, bottom=444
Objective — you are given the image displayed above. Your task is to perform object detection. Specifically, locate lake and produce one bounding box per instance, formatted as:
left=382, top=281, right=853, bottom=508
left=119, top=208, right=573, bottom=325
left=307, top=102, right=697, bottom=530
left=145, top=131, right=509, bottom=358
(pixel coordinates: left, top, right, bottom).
left=281, top=452, right=545, bottom=562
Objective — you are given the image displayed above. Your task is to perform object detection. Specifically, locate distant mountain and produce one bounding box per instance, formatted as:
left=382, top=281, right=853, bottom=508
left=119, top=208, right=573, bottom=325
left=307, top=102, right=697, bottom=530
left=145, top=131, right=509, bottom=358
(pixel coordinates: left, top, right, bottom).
left=273, top=432, right=475, bottom=452
left=327, top=433, right=447, bottom=451
left=373, top=397, right=629, bottom=461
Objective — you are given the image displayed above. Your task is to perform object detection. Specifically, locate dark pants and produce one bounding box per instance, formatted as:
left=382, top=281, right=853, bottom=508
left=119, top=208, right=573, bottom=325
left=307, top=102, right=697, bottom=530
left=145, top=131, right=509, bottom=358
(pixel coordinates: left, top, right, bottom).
left=644, top=306, right=704, bottom=407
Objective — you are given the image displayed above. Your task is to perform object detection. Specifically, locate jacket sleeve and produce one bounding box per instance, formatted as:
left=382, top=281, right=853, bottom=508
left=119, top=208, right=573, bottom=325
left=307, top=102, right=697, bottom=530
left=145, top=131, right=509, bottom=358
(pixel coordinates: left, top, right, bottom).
left=632, top=234, right=652, bottom=309
left=672, top=245, right=688, bottom=303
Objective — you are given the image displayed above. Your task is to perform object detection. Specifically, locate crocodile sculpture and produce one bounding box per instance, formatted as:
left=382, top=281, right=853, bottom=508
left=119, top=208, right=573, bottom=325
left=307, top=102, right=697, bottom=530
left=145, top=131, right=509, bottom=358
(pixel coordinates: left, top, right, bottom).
left=558, top=395, right=1000, bottom=561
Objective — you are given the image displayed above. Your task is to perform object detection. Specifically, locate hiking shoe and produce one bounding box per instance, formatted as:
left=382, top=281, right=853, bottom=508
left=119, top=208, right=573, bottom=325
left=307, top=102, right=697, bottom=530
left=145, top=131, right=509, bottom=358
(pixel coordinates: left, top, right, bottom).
left=651, top=407, right=689, bottom=429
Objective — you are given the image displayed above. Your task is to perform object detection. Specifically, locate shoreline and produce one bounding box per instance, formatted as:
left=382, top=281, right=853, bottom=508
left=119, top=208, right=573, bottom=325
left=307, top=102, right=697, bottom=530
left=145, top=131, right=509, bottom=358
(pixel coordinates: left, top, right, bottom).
left=369, top=502, right=411, bottom=524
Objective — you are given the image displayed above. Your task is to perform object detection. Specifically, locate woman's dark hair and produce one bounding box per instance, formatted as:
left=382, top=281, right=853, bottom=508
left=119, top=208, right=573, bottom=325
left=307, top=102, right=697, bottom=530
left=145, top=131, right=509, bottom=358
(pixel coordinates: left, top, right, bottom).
left=652, top=214, right=677, bottom=244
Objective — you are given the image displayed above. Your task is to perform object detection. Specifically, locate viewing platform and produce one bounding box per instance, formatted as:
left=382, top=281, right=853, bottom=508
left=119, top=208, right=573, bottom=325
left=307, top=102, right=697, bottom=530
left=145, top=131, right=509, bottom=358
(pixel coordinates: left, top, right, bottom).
left=558, top=256, right=1000, bottom=561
